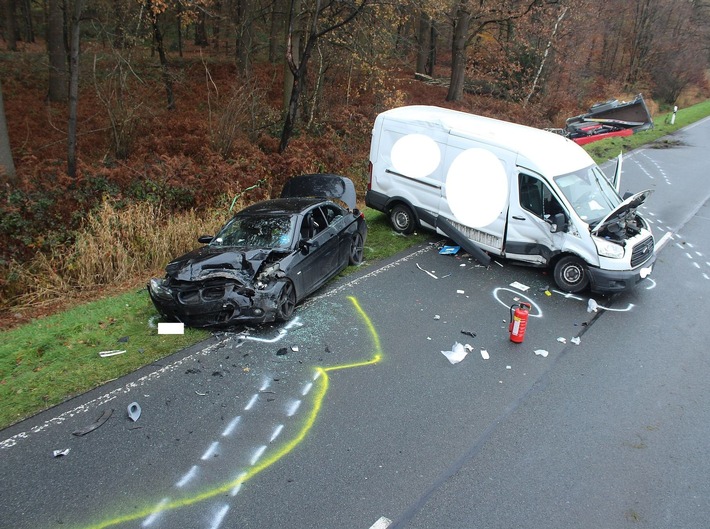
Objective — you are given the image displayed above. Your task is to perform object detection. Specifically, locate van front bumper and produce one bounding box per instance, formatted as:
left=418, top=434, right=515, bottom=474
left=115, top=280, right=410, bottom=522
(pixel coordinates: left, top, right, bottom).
left=587, top=255, right=656, bottom=293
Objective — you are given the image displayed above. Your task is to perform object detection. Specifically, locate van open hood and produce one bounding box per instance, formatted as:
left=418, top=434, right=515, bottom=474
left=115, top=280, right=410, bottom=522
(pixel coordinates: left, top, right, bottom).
left=591, top=189, right=652, bottom=236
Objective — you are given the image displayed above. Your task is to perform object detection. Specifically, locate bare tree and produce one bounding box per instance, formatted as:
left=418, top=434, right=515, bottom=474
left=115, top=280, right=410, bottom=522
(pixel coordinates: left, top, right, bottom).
left=3, top=0, right=17, bottom=51
left=48, top=0, right=68, bottom=102
left=67, top=0, right=86, bottom=178
left=279, top=0, right=369, bottom=153
left=0, top=79, right=16, bottom=184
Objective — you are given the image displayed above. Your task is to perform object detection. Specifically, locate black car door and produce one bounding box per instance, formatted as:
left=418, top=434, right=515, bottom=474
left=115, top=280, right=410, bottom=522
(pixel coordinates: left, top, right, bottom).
left=297, top=206, right=340, bottom=295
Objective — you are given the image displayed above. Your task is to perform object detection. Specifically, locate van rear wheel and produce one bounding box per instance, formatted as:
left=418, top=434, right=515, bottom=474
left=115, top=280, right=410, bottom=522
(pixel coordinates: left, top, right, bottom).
left=553, top=256, right=589, bottom=293
left=390, top=204, right=416, bottom=234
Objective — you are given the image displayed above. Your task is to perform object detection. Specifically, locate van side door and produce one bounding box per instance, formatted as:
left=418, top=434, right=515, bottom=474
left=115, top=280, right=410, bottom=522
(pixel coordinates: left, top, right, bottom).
left=505, top=172, right=567, bottom=264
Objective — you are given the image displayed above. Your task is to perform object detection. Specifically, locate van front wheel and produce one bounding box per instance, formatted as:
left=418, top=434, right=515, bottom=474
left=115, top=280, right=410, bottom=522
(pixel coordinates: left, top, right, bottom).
left=553, top=256, right=589, bottom=293
left=390, top=204, right=416, bottom=234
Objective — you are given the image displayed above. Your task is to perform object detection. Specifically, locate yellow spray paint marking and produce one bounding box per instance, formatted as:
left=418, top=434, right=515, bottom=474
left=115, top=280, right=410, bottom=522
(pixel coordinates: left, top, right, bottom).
left=77, top=296, right=381, bottom=529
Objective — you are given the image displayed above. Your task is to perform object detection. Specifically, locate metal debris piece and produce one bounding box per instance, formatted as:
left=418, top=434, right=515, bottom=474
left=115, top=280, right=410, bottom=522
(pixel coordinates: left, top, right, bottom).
left=53, top=448, right=70, bottom=457
left=461, top=330, right=476, bottom=338
left=127, top=402, right=142, bottom=422
left=99, top=350, right=126, bottom=358
left=276, top=347, right=289, bottom=356
left=195, top=391, right=208, bottom=396
left=441, top=342, right=468, bottom=364
left=534, top=349, right=549, bottom=357
left=117, top=336, right=129, bottom=343
left=416, top=263, right=438, bottom=279
left=72, top=409, right=113, bottom=436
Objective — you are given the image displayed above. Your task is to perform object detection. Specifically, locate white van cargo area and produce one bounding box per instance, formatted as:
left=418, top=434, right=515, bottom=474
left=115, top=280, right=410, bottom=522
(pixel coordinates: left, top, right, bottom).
left=365, top=105, right=655, bottom=293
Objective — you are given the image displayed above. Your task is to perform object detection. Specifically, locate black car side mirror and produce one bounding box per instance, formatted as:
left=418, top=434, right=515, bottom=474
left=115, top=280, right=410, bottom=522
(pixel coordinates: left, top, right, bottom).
left=198, top=235, right=213, bottom=244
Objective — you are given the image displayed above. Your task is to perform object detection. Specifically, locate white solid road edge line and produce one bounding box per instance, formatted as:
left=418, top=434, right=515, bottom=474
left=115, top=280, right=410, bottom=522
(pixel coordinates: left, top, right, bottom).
left=369, top=516, right=393, bottom=529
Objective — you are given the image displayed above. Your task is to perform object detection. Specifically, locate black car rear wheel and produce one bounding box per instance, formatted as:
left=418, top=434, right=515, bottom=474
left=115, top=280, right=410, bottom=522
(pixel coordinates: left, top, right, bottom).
left=349, top=231, right=364, bottom=265
left=275, top=280, right=296, bottom=321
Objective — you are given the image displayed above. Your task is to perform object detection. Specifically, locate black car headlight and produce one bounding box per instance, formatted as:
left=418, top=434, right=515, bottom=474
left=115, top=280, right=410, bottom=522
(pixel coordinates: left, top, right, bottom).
left=149, top=278, right=173, bottom=300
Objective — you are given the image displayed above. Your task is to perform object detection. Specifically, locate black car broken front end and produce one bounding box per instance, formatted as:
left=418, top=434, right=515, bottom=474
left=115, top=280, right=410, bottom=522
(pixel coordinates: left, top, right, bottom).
left=148, top=248, right=292, bottom=327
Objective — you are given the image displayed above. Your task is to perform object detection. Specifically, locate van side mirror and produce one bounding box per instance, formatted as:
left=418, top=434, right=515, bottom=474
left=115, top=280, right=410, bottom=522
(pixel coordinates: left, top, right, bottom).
left=549, top=213, right=568, bottom=233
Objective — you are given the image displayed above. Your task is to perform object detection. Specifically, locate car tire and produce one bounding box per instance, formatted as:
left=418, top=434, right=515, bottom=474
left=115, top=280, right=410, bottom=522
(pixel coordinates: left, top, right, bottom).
left=390, top=203, right=416, bottom=234
left=275, top=280, right=296, bottom=321
left=349, top=231, right=364, bottom=265
left=553, top=255, right=589, bottom=293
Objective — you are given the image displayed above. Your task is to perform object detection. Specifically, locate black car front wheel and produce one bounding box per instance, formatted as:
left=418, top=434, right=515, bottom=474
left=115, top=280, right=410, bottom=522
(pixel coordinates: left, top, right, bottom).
left=349, top=231, right=364, bottom=265
left=553, top=256, right=589, bottom=293
left=275, top=280, right=296, bottom=321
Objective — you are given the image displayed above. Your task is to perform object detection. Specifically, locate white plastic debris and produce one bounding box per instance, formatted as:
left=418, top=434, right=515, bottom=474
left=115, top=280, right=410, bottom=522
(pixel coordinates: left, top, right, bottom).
left=53, top=449, right=70, bottom=457
left=506, top=365, right=511, bottom=370
left=441, top=342, right=468, bottom=364
left=416, top=263, right=438, bottom=279
left=456, top=289, right=465, bottom=294
left=99, top=350, right=126, bottom=358
left=509, top=281, right=530, bottom=292
left=587, top=299, right=599, bottom=313
left=571, top=337, right=581, bottom=345
left=534, top=349, right=549, bottom=357
left=557, top=337, right=567, bottom=344
left=464, top=344, right=473, bottom=352
left=127, top=402, right=142, bottom=422
left=434, top=315, right=441, bottom=320
left=480, top=349, right=490, bottom=360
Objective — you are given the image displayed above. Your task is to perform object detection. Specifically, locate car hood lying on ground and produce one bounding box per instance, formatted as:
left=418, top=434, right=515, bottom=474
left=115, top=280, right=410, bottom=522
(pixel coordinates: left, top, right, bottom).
left=166, top=246, right=282, bottom=283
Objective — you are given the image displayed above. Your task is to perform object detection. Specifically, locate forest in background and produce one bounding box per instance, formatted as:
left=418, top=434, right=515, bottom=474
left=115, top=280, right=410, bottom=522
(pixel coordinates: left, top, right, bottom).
left=0, top=0, right=709, bottom=314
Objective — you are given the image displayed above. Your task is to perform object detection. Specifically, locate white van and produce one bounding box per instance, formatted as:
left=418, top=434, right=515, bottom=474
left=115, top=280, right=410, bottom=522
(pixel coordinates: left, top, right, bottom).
left=365, top=105, right=655, bottom=293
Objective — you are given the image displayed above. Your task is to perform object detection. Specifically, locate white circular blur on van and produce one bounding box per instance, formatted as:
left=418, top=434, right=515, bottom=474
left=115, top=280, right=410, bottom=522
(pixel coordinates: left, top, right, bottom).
left=446, top=148, right=508, bottom=228
left=391, top=134, right=441, bottom=179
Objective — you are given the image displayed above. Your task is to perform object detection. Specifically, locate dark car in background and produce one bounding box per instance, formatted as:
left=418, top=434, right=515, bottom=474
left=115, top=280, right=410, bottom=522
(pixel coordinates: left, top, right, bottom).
left=148, top=174, right=367, bottom=328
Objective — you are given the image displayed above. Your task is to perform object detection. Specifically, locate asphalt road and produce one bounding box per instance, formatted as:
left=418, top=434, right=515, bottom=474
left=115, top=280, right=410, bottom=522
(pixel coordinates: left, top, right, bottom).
left=2, top=117, right=709, bottom=529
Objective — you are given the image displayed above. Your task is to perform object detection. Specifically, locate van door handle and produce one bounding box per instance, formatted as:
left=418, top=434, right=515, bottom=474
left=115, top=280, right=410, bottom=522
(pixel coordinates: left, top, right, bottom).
left=512, top=215, right=526, bottom=220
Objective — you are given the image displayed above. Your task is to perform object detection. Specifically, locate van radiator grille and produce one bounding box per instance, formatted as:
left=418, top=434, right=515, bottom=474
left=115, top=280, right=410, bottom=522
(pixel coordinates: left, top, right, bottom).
left=450, top=220, right=503, bottom=250
left=631, top=236, right=654, bottom=267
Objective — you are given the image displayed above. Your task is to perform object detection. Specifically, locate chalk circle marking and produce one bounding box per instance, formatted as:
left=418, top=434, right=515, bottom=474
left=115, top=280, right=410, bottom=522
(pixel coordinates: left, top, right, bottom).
left=447, top=148, right=508, bottom=228
left=493, top=288, right=543, bottom=318
left=391, top=134, right=441, bottom=179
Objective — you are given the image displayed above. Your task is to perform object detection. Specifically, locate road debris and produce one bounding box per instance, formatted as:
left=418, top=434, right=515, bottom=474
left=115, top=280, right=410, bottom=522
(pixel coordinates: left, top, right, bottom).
left=509, top=281, right=529, bottom=292
left=480, top=349, right=490, bottom=360
left=588, top=299, right=599, bottom=312
left=53, top=449, right=70, bottom=458
left=72, top=409, right=113, bottom=436
left=557, top=337, right=567, bottom=344
left=416, top=263, right=438, bottom=279
left=117, top=336, right=129, bottom=343
left=127, top=402, right=142, bottom=422
left=534, top=349, right=549, bottom=357
left=439, top=245, right=460, bottom=255
left=276, top=347, right=289, bottom=356
left=441, top=342, right=468, bottom=364
left=99, top=350, right=126, bottom=358
left=461, top=330, right=476, bottom=338
left=434, top=315, right=441, bottom=320
left=456, top=289, right=465, bottom=294
left=571, top=336, right=581, bottom=345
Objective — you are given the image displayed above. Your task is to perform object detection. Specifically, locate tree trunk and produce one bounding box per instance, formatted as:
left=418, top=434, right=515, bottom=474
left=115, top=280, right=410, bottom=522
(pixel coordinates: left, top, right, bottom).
left=195, top=9, right=208, bottom=46
left=426, top=20, right=437, bottom=76
left=47, top=0, right=67, bottom=102
left=282, top=0, right=300, bottom=116
left=234, top=0, right=250, bottom=75
left=3, top=0, right=17, bottom=51
left=67, top=0, right=85, bottom=178
left=269, top=0, right=285, bottom=63
left=447, top=1, right=470, bottom=102
left=19, top=0, right=32, bottom=42
left=153, top=18, right=175, bottom=110
left=0, top=79, right=16, bottom=184
left=415, top=10, right=429, bottom=74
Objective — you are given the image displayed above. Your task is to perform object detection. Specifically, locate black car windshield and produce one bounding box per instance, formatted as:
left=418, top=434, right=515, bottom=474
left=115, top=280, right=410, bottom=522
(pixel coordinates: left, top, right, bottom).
left=210, top=214, right=296, bottom=250
left=554, top=164, right=622, bottom=224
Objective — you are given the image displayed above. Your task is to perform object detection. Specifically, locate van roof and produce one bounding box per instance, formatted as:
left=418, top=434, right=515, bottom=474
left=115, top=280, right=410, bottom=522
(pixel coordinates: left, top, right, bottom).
left=378, top=105, right=595, bottom=176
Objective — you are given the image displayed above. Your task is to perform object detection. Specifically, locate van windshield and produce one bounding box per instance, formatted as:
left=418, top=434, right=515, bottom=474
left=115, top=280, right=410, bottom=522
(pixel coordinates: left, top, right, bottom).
left=554, top=164, right=622, bottom=224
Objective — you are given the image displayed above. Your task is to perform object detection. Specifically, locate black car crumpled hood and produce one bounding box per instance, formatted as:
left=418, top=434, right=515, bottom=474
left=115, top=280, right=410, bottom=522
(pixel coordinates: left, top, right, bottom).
left=165, top=246, right=274, bottom=283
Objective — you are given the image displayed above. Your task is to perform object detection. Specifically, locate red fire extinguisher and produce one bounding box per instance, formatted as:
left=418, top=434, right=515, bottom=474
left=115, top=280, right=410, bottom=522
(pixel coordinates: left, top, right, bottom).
left=509, top=302, right=532, bottom=343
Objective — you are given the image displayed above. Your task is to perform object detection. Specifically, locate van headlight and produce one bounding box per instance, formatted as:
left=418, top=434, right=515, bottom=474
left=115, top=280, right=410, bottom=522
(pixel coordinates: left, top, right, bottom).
left=593, top=236, right=624, bottom=259
left=149, top=278, right=173, bottom=300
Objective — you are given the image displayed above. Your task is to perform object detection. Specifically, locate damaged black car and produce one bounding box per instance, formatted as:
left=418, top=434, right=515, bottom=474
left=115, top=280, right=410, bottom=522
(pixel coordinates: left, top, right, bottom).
left=148, top=174, right=367, bottom=328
